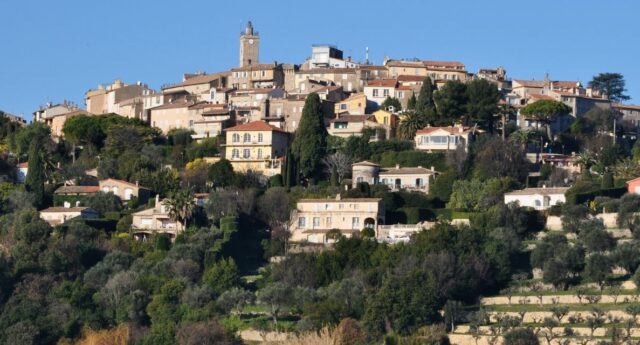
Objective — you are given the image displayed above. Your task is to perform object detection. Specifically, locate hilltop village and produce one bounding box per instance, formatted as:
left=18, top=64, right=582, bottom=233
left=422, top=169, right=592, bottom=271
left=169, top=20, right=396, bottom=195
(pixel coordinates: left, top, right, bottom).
left=2, top=21, right=640, bottom=345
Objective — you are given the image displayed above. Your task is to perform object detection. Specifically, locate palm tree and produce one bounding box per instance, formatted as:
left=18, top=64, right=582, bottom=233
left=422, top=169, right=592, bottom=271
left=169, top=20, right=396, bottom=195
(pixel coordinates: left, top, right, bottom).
left=397, top=111, right=428, bottom=140
left=164, top=189, right=196, bottom=230
left=575, top=151, right=596, bottom=172
left=509, top=129, right=534, bottom=150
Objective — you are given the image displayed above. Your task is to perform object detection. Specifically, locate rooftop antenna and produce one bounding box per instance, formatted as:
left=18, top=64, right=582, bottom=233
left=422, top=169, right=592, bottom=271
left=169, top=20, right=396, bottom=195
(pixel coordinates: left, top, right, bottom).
left=365, top=47, right=369, bottom=65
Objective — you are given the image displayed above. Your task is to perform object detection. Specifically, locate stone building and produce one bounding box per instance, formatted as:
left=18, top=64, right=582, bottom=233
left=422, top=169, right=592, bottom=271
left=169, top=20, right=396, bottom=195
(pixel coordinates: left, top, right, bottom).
left=239, top=21, right=259, bottom=67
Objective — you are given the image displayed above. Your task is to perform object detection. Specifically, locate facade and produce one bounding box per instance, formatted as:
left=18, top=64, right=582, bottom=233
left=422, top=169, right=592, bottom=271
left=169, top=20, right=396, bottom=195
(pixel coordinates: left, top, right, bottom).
left=504, top=187, right=569, bottom=210
left=351, top=161, right=436, bottom=193
left=229, top=63, right=284, bottom=89
left=229, top=88, right=285, bottom=123
left=239, top=21, right=259, bottom=67
left=85, top=80, right=155, bottom=117
left=53, top=185, right=100, bottom=207
left=294, top=68, right=360, bottom=93
left=614, top=103, right=640, bottom=127
left=99, top=178, right=151, bottom=202
left=414, top=125, right=474, bottom=152
left=131, top=196, right=184, bottom=240
left=385, top=59, right=467, bottom=84
left=268, top=94, right=335, bottom=132
left=39, top=207, right=100, bottom=226
left=334, top=93, right=368, bottom=115
left=289, top=194, right=385, bottom=243
left=46, top=109, right=89, bottom=138
left=363, top=79, right=417, bottom=110
left=327, top=114, right=381, bottom=138
left=223, top=121, right=289, bottom=176
left=161, top=73, right=229, bottom=103
left=149, top=101, right=234, bottom=137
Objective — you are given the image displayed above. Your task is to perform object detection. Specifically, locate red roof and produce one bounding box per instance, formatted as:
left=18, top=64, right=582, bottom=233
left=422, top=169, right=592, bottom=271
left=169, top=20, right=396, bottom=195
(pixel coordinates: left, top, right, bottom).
left=552, top=81, right=580, bottom=89
left=17, top=162, right=28, bottom=168
left=423, top=60, right=465, bottom=68
left=100, top=178, right=149, bottom=190
left=225, top=120, right=287, bottom=133
left=397, top=75, right=425, bottom=82
left=366, top=79, right=397, bottom=87
left=529, top=94, right=555, bottom=101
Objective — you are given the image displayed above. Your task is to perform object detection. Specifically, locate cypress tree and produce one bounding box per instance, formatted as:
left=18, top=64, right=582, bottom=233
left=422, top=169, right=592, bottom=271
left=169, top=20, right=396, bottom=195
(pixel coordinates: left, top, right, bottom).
left=416, top=77, right=436, bottom=116
left=290, top=93, right=327, bottom=183
left=25, top=141, right=45, bottom=208
left=284, top=149, right=296, bottom=188
left=407, top=92, right=417, bottom=110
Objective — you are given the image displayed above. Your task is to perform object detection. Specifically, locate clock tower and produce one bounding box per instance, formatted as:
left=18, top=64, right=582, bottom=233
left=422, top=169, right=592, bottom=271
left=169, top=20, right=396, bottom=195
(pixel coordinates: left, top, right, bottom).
left=239, top=21, right=259, bottom=67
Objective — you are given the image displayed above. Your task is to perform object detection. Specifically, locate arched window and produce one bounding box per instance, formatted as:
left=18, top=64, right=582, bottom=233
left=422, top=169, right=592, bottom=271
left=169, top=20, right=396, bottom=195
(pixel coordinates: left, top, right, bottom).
left=232, top=133, right=240, bottom=143
left=243, top=133, right=251, bottom=142
left=232, top=149, right=239, bottom=158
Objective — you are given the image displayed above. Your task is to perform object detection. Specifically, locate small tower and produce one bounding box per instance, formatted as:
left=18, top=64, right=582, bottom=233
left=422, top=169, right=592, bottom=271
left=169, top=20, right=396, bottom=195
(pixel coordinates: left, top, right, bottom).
left=239, top=21, right=259, bottom=67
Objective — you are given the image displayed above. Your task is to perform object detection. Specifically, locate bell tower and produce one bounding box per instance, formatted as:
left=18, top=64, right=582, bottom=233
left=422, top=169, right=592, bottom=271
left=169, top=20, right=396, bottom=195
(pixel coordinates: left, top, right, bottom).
left=239, top=21, right=259, bottom=67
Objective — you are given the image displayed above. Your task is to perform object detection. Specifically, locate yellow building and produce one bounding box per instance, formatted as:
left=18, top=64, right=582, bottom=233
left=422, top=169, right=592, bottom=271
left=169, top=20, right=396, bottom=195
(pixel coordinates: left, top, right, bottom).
left=371, top=109, right=399, bottom=129
left=223, top=120, right=289, bottom=176
left=334, top=93, right=367, bottom=114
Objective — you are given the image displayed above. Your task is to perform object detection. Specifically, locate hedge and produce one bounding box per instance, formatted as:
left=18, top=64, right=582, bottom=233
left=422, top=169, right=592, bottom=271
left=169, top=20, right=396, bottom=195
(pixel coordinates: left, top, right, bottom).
left=567, top=187, right=627, bottom=205
left=434, top=209, right=475, bottom=220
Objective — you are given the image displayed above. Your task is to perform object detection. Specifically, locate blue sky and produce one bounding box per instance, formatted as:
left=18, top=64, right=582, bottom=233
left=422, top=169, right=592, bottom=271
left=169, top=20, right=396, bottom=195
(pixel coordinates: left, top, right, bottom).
left=1, top=0, right=638, bottom=120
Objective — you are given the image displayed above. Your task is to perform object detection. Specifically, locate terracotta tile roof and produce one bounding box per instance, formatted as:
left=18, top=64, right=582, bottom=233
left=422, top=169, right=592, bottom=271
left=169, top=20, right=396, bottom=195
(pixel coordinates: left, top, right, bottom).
left=353, top=161, right=380, bottom=167
left=55, top=185, right=100, bottom=194
left=396, top=85, right=414, bottom=91
left=100, top=178, right=149, bottom=190
left=552, top=81, right=581, bottom=89
left=330, top=115, right=370, bottom=123
left=416, top=126, right=472, bottom=135
left=397, top=75, right=426, bottom=82
left=529, top=94, right=556, bottom=101
left=357, top=65, right=387, bottom=70
left=423, top=60, right=465, bottom=68
left=385, top=60, right=424, bottom=68
left=225, top=120, right=287, bottom=132
left=504, top=187, right=569, bottom=196
left=203, top=108, right=231, bottom=116
left=613, top=103, right=640, bottom=110
left=163, top=72, right=229, bottom=89
left=366, top=79, right=397, bottom=87
left=41, top=206, right=92, bottom=213
left=17, top=162, right=28, bottom=168
left=513, top=80, right=547, bottom=88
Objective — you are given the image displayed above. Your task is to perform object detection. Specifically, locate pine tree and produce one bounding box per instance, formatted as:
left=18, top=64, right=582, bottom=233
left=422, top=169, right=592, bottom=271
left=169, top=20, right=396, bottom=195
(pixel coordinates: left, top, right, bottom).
left=290, top=93, right=327, bottom=183
left=25, top=141, right=45, bottom=208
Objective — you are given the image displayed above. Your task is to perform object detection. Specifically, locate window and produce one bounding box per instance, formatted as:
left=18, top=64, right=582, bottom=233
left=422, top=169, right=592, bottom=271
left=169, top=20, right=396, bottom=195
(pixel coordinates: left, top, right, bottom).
left=243, top=149, right=250, bottom=158
left=421, top=136, right=429, bottom=144
left=313, top=217, right=320, bottom=228
left=334, top=122, right=348, bottom=129
left=257, top=149, right=263, bottom=159
left=326, top=217, right=332, bottom=226
left=262, top=70, right=266, bottom=77
left=430, top=135, right=448, bottom=144
left=232, top=133, right=240, bottom=143
left=258, top=133, right=263, bottom=142
left=232, top=149, right=239, bottom=158
left=340, top=104, right=347, bottom=110
left=357, top=177, right=364, bottom=183
left=298, top=217, right=306, bottom=228
left=189, top=120, right=194, bottom=128
left=243, top=133, right=251, bottom=142
left=373, top=89, right=379, bottom=97
left=342, top=73, right=347, bottom=80
left=398, top=92, right=404, bottom=98
left=383, top=89, right=389, bottom=97
left=384, top=117, right=388, bottom=125
left=351, top=217, right=360, bottom=229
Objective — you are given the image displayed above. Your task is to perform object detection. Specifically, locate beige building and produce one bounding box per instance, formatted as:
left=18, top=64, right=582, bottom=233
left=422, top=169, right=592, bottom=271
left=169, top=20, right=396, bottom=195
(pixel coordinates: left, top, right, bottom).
left=131, top=196, right=184, bottom=240
left=327, top=114, right=382, bottom=138
left=99, top=178, right=151, bottom=202
left=85, top=80, right=155, bottom=117
left=33, top=101, right=89, bottom=138
left=161, top=72, right=229, bottom=104
left=335, top=93, right=368, bottom=115
left=223, top=120, right=289, bottom=176
left=229, top=63, right=284, bottom=89
left=267, top=94, right=336, bottom=132
left=229, top=88, right=285, bottom=123
left=149, top=101, right=234, bottom=138
left=289, top=194, right=385, bottom=243
left=415, top=125, right=474, bottom=152
left=40, top=207, right=99, bottom=226
left=294, top=68, right=361, bottom=93
left=352, top=161, right=436, bottom=193
left=385, top=59, right=467, bottom=85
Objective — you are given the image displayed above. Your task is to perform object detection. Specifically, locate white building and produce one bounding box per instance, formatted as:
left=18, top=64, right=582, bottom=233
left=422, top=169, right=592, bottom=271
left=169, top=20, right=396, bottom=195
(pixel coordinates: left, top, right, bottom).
left=39, top=207, right=100, bottom=226
left=351, top=161, right=437, bottom=193
left=414, top=125, right=475, bottom=152
left=503, top=187, right=569, bottom=210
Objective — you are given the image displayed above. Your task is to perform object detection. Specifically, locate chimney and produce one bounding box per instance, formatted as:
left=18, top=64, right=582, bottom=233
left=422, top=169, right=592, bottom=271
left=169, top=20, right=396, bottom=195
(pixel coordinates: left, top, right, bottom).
left=395, top=164, right=400, bottom=169
left=155, top=194, right=160, bottom=207
left=136, top=180, right=139, bottom=187
left=431, top=166, right=435, bottom=172
left=335, top=193, right=341, bottom=201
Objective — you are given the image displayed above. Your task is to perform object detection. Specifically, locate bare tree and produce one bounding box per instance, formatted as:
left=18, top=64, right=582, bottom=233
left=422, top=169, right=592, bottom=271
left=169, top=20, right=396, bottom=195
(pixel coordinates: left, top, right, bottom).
left=322, top=152, right=354, bottom=183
